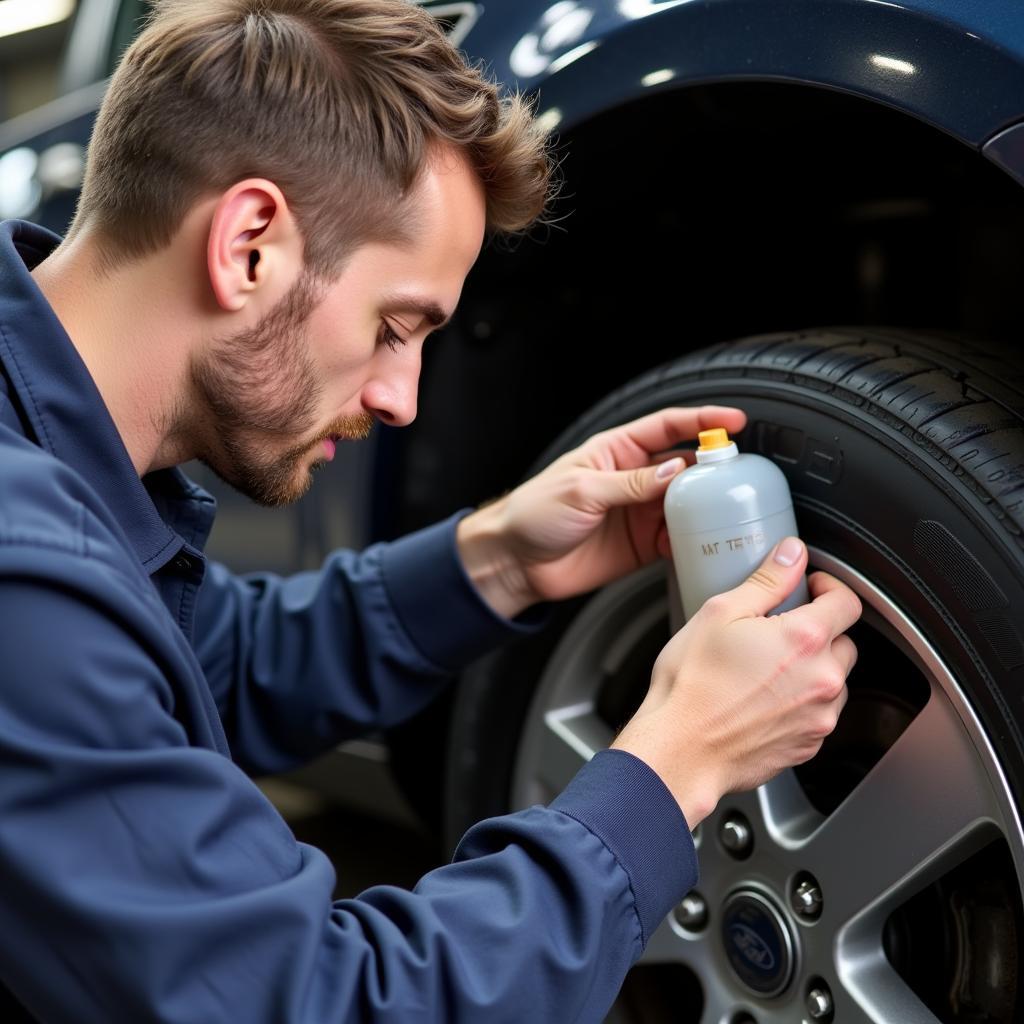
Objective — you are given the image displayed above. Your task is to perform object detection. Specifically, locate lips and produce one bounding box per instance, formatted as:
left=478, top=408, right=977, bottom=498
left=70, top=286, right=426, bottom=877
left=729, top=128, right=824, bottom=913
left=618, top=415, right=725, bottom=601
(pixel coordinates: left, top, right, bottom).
left=322, top=437, right=336, bottom=461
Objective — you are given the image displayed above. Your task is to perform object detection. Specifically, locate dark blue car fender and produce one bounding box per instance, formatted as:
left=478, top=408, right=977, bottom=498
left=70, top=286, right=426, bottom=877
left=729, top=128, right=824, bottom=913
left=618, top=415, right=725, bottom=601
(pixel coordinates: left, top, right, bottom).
left=458, top=0, right=1024, bottom=179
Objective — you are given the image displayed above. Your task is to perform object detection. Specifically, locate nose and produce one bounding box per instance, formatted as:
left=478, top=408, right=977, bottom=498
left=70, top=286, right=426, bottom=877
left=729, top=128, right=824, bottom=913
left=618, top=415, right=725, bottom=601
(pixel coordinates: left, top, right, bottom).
left=361, top=352, right=421, bottom=427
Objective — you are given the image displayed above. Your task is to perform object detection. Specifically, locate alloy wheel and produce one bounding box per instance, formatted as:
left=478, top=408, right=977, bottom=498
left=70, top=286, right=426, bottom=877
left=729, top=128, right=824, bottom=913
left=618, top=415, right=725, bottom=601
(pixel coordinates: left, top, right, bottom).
left=511, top=551, right=1024, bottom=1023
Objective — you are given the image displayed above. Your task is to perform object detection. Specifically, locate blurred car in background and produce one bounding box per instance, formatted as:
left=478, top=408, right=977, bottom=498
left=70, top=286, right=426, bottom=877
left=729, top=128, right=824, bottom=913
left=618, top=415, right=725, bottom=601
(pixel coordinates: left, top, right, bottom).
left=6, top=2, right=1024, bottom=1020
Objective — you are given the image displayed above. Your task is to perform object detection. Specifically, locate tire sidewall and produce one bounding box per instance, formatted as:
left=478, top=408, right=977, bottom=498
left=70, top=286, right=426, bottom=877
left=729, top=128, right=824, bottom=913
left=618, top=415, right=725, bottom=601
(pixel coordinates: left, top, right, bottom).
left=445, top=350, right=1024, bottom=850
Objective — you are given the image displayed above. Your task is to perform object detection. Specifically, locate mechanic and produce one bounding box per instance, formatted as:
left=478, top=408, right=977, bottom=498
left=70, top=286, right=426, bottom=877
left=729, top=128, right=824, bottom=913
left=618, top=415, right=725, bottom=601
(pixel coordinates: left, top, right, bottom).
left=0, top=0, right=861, bottom=1020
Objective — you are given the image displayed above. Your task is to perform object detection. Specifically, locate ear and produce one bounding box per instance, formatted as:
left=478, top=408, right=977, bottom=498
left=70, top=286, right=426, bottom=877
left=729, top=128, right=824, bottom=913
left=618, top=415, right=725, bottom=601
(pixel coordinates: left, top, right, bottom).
left=206, top=179, right=303, bottom=312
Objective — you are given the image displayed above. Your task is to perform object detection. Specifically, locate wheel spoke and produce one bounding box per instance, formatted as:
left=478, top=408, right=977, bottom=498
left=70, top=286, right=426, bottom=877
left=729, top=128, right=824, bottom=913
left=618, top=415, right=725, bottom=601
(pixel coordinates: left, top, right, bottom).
left=801, top=692, right=1001, bottom=928
left=721, top=767, right=824, bottom=847
left=536, top=702, right=613, bottom=799
left=834, top=946, right=945, bottom=1024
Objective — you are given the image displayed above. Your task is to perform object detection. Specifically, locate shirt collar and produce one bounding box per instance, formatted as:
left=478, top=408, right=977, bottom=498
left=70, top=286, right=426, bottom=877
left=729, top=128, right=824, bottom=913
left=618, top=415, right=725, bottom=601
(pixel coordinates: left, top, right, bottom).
left=0, top=220, right=214, bottom=571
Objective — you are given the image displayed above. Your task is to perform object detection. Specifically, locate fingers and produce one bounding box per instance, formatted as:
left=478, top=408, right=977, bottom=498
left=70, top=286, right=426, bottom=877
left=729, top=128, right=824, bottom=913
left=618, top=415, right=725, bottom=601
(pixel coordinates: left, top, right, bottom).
left=575, top=409, right=749, bottom=556
left=651, top=451, right=677, bottom=464
left=807, top=570, right=853, bottom=600
left=708, top=537, right=809, bottom=619
left=816, top=635, right=855, bottom=738
left=594, top=406, right=747, bottom=462
left=832, top=633, right=858, bottom=677
left=575, top=458, right=686, bottom=512
left=818, top=674, right=850, bottom=742
left=830, top=678, right=850, bottom=716
left=652, top=449, right=698, bottom=468
left=803, top=573, right=863, bottom=639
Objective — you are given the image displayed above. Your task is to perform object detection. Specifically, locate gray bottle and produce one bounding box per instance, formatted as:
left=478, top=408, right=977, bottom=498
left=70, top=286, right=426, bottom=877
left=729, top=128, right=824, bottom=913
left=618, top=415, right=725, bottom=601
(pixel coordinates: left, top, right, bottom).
left=664, top=428, right=809, bottom=621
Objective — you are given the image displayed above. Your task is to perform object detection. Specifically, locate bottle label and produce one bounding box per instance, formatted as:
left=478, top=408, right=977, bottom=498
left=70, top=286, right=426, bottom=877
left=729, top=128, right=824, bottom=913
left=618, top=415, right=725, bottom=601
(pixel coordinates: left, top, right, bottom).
left=670, top=507, right=807, bottom=620
left=698, top=530, right=768, bottom=557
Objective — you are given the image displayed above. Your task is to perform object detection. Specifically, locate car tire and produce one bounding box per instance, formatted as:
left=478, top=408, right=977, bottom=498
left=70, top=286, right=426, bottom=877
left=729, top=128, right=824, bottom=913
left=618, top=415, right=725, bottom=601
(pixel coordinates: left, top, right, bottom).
left=444, top=326, right=1024, bottom=1022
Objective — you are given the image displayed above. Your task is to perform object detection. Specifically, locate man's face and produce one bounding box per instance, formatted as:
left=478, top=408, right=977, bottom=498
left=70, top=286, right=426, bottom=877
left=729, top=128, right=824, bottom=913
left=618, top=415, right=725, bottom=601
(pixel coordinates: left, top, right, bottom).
left=190, top=149, right=486, bottom=506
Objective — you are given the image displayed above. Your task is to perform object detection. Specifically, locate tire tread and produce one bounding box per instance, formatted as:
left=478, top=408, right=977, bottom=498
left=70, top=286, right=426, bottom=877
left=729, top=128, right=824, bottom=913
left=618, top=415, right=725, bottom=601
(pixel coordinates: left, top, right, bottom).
left=572, top=328, right=1024, bottom=547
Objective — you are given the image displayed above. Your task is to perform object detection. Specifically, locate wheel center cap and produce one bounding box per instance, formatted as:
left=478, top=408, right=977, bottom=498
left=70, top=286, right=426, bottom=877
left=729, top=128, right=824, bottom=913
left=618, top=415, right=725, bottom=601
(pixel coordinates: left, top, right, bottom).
left=721, top=890, right=796, bottom=997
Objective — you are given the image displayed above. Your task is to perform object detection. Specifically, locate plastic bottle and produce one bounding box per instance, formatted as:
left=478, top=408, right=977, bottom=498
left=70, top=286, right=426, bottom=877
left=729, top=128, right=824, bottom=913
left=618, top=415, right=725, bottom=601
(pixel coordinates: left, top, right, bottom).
left=664, top=427, right=809, bottom=621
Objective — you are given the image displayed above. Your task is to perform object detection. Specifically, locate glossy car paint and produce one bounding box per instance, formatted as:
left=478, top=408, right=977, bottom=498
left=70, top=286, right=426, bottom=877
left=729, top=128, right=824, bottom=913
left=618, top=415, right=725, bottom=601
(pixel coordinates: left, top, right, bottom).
left=7, top=0, right=1024, bottom=229
left=456, top=0, right=1024, bottom=173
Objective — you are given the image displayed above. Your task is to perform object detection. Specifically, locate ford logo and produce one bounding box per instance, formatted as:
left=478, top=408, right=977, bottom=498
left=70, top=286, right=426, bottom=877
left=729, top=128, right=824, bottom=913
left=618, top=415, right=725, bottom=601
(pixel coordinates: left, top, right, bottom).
left=728, top=922, right=777, bottom=971
left=720, top=891, right=795, bottom=997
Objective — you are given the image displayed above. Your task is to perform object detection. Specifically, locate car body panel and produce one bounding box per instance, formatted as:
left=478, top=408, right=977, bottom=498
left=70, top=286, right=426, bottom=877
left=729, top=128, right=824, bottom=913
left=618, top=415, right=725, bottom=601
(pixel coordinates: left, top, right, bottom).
left=983, top=119, right=1024, bottom=187
left=8, top=0, right=1024, bottom=230
left=461, top=0, right=1024, bottom=172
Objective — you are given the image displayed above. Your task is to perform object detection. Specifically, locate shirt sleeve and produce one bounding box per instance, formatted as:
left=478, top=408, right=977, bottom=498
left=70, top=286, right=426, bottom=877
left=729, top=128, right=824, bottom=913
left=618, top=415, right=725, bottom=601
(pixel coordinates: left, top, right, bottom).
left=0, top=556, right=697, bottom=1023
left=193, top=512, right=547, bottom=775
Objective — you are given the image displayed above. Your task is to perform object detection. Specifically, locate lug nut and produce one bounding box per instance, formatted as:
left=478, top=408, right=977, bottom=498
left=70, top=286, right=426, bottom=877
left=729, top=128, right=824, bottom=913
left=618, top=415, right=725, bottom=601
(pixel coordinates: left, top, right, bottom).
left=719, top=814, right=753, bottom=857
left=673, top=892, right=708, bottom=931
left=791, top=877, right=823, bottom=920
left=806, top=983, right=833, bottom=1020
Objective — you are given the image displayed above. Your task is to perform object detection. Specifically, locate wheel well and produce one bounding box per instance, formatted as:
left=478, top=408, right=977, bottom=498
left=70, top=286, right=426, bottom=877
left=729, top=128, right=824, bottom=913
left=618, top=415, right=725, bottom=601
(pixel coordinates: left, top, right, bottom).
left=380, top=80, right=1024, bottom=536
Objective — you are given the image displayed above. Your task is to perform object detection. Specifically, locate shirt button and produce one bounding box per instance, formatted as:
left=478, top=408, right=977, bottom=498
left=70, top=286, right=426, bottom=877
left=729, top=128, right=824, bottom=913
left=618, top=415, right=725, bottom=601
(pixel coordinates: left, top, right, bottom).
left=174, top=555, right=192, bottom=572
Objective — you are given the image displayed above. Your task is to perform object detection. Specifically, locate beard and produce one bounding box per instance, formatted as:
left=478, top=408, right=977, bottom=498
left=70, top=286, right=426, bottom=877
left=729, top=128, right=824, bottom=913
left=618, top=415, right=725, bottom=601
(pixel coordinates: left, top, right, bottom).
left=189, top=271, right=374, bottom=507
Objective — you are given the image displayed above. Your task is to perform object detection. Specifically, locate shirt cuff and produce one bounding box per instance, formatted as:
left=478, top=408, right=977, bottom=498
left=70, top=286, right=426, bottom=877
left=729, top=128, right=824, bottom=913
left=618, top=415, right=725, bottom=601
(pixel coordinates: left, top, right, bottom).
left=550, top=748, right=698, bottom=946
left=379, top=511, right=549, bottom=673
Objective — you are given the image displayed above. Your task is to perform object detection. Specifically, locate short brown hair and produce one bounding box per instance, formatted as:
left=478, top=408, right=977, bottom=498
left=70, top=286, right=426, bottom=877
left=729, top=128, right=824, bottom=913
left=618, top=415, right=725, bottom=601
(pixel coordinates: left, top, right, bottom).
left=74, top=0, right=553, bottom=274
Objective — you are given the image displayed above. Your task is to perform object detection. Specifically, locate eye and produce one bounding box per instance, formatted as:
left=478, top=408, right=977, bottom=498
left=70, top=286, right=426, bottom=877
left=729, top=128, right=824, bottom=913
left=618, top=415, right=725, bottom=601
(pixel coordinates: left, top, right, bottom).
left=378, top=320, right=406, bottom=353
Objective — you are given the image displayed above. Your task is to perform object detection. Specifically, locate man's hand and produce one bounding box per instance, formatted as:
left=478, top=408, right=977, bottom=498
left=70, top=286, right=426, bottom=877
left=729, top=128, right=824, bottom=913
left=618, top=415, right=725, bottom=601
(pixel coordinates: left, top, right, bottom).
left=456, top=405, right=747, bottom=618
left=612, top=538, right=861, bottom=827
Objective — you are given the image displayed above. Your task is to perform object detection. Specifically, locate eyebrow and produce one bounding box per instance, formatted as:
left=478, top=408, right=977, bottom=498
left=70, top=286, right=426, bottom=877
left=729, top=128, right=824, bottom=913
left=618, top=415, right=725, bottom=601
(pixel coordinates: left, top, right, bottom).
left=383, top=294, right=452, bottom=329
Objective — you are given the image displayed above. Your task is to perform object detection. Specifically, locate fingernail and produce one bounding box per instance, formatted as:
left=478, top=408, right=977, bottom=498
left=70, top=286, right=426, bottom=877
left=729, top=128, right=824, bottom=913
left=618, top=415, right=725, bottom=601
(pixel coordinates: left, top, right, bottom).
left=774, top=537, right=803, bottom=566
left=656, top=457, right=684, bottom=480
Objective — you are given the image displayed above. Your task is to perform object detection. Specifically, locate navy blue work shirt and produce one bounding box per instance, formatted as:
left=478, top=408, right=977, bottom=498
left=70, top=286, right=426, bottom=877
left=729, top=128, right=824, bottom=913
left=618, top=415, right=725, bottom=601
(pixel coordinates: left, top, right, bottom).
left=0, top=220, right=697, bottom=1022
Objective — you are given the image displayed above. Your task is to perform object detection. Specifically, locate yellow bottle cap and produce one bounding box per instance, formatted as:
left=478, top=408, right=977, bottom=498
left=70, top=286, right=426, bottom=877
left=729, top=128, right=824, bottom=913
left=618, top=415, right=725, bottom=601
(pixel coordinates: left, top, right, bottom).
left=697, top=428, right=732, bottom=451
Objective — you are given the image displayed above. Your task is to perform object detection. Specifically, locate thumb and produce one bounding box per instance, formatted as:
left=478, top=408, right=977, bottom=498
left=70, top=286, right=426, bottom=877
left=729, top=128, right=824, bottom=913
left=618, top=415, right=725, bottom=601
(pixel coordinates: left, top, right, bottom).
left=582, top=457, right=685, bottom=511
left=717, top=537, right=807, bottom=619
